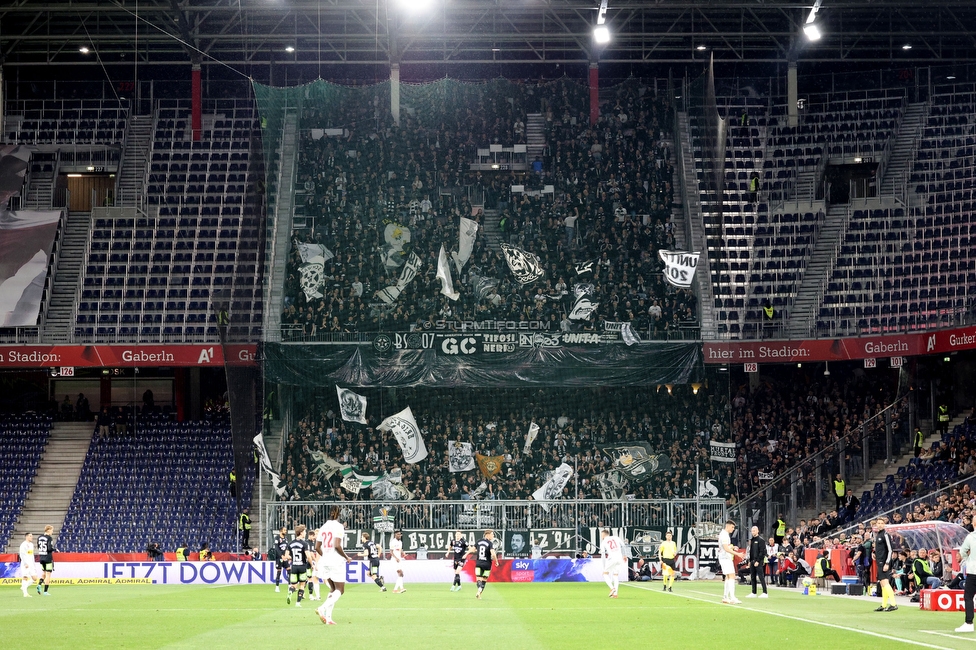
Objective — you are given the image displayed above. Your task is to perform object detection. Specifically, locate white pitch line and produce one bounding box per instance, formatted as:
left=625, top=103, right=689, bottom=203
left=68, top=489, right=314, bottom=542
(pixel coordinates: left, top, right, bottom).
left=623, top=583, right=952, bottom=650
left=921, top=631, right=976, bottom=643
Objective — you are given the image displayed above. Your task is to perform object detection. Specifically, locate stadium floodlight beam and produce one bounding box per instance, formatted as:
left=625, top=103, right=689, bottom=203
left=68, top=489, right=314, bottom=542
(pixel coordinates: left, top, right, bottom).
left=594, top=26, right=610, bottom=44
left=399, top=0, right=434, bottom=12
left=804, top=0, right=824, bottom=41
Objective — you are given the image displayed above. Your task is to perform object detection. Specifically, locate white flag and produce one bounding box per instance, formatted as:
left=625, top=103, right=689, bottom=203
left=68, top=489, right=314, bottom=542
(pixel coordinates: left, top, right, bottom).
left=375, top=252, right=423, bottom=304
left=448, top=440, right=475, bottom=472
left=451, top=217, right=479, bottom=273
left=335, top=385, right=367, bottom=424
left=709, top=441, right=736, bottom=463
left=621, top=322, right=641, bottom=346
left=297, top=242, right=334, bottom=264
left=532, top=463, right=574, bottom=512
left=500, top=243, right=545, bottom=285
left=252, top=433, right=287, bottom=497
left=658, top=250, right=701, bottom=288
left=436, top=245, right=460, bottom=301
left=523, top=422, right=539, bottom=454
left=377, top=406, right=428, bottom=464
left=298, top=262, right=325, bottom=300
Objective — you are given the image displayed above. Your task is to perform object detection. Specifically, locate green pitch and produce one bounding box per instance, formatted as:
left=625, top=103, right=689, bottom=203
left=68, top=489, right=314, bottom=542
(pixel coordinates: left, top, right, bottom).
left=2, top=581, right=973, bottom=649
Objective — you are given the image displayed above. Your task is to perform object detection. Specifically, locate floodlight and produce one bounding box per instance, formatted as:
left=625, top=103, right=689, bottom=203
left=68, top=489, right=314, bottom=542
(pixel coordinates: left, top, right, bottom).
left=594, top=26, right=610, bottom=44
left=399, top=0, right=434, bottom=11
left=803, top=23, right=821, bottom=41
left=696, top=45, right=708, bottom=51
left=902, top=44, right=912, bottom=50
left=285, top=46, right=295, bottom=53
left=79, top=46, right=90, bottom=54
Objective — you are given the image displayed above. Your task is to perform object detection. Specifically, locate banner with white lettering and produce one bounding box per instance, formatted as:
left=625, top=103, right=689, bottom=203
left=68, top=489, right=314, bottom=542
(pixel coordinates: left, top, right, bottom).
left=335, top=385, right=368, bottom=424
left=658, top=250, right=701, bottom=289
left=376, top=406, right=428, bottom=464
left=532, top=463, right=574, bottom=511
left=448, top=440, right=475, bottom=472
left=523, top=422, right=539, bottom=455
left=452, top=217, right=479, bottom=273
left=500, top=243, right=545, bottom=285
left=375, top=252, right=423, bottom=304
left=709, top=441, right=736, bottom=463
left=339, top=467, right=382, bottom=494
left=436, top=245, right=460, bottom=301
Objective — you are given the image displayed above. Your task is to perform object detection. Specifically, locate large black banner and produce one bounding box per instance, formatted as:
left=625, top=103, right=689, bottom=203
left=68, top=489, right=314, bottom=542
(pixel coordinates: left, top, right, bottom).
left=263, top=340, right=701, bottom=388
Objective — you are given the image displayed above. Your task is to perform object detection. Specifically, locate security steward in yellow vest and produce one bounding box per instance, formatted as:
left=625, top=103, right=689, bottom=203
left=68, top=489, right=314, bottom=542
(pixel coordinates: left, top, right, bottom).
left=176, top=546, right=189, bottom=562
left=914, top=427, right=924, bottom=458
left=938, top=404, right=950, bottom=435
left=229, top=469, right=237, bottom=498
left=774, top=515, right=787, bottom=544
left=833, top=475, right=846, bottom=511
left=239, top=509, right=251, bottom=549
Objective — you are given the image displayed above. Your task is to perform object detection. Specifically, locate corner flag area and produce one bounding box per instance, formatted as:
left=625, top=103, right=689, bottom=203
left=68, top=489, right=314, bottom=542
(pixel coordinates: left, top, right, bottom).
left=4, top=582, right=975, bottom=649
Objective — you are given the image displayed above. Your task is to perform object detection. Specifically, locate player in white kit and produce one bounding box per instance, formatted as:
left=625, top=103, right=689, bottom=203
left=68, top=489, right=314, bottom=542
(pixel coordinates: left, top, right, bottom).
left=19, top=532, right=38, bottom=597
left=600, top=529, right=625, bottom=598
left=315, top=507, right=351, bottom=625
left=718, top=520, right=742, bottom=605
left=390, top=530, right=406, bottom=593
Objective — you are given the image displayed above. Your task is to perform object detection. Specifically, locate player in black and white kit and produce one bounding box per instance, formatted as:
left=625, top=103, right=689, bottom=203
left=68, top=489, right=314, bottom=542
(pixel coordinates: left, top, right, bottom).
left=273, top=526, right=290, bottom=593
left=473, top=529, right=499, bottom=600
left=360, top=532, right=387, bottom=592
left=450, top=531, right=471, bottom=592
left=36, top=525, right=56, bottom=596
left=286, top=524, right=311, bottom=607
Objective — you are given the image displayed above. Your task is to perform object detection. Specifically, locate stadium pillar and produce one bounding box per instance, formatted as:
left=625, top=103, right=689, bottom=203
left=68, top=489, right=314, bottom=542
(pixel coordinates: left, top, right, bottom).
left=589, top=62, right=599, bottom=125
left=814, top=464, right=822, bottom=512
left=884, top=408, right=893, bottom=464
left=787, top=60, right=798, bottom=128
left=391, top=64, right=400, bottom=127
left=838, top=435, right=846, bottom=478
left=191, top=61, right=202, bottom=142
left=100, top=373, right=111, bottom=412
left=789, top=469, right=798, bottom=525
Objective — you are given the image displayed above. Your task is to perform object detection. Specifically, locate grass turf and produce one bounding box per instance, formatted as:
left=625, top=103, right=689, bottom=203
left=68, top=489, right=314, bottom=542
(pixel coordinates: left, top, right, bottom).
left=2, top=580, right=974, bottom=649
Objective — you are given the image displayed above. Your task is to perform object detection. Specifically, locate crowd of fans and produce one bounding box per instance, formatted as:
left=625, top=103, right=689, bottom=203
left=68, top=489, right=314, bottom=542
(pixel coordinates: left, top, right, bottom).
left=280, top=77, right=696, bottom=338
left=277, top=385, right=733, bottom=503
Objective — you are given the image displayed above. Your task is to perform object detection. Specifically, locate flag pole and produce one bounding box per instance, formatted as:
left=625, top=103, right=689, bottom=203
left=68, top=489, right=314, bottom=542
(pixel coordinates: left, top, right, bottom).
left=695, top=463, right=701, bottom=581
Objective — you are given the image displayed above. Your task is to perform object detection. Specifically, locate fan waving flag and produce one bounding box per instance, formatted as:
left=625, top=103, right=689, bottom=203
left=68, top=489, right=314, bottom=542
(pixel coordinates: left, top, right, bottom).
left=448, top=441, right=475, bottom=472
left=335, top=385, right=368, bottom=424
left=476, top=453, right=505, bottom=479
left=658, top=250, right=701, bottom=288
left=436, top=245, right=460, bottom=300
left=500, top=243, right=545, bottom=285
left=601, top=443, right=671, bottom=485
left=376, top=406, right=428, bottom=464
left=523, top=422, right=539, bottom=454
left=451, top=217, right=479, bottom=273
left=532, top=463, right=574, bottom=511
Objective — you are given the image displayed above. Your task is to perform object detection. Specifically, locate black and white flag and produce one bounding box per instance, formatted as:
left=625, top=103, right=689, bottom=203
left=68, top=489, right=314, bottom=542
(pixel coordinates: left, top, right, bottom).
left=296, top=242, right=335, bottom=301
left=532, top=463, right=574, bottom=511
left=308, top=450, right=344, bottom=479
left=501, top=243, right=545, bottom=285
left=709, top=441, right=736, bottom=463
left=574, top=260, right=595, bottom=275
left=448, top=440, right=475, bottom=472
left=297, top=242, right=334, bottom=264
left=436, top=245, right=460, bottom=301
left=451, top=217, right=479, bottom=273
left=594, top=469, right=629, bottom=500
left=473, top=274, right=500, bottom=301
left=658, top=250, right=701, bottom=289
left=336, top=385, right=368, bottom=424
left=252, top=433, right=288, bottom=497
left=375, top=252, right=423, bottom=304
left=523, top=422, right=539, bottom=455
left=569, top=284, right=599, bottom=320
left=621, top=322, right=641, bottom=346
left=377, top=406, right=428, bottom=464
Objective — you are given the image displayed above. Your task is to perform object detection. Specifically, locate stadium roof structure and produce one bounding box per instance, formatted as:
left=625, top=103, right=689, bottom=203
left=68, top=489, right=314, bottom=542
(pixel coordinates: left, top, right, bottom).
left=3, top=0, right=976, bottom=71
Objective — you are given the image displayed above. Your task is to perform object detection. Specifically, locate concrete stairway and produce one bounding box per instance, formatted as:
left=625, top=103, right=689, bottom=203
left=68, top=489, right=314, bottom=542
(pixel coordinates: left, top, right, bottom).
left=115, top=115, right=154, bottom=208
left=880, top=102, right=928, bottom=199
left=525, top=113, right=546, bottom=166
left=479, top=208, right=502, bottom=253
left=674, top=112, right=716, bottom=338
left=42, top=211, right=92, bottom=342
left=25, top=159, right=56, bottom=210
left=264, top=110, right=299, bottom=341
left=5, top=422, right=92, bottom=552
left=249, top=423, right=284, bottom=552
left=785, top=203, right=850, bottom=336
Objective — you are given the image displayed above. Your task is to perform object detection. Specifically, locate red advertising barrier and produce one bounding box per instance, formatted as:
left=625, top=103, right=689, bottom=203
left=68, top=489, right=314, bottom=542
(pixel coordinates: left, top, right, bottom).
left=0, top=344, right=256, bottom=368
left=704, top=324, right=976, bottom=364
left=920, top=589, right=969, bottom=611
